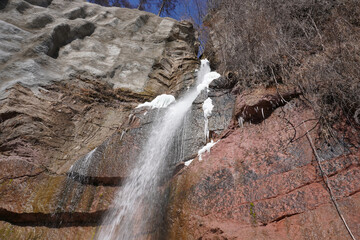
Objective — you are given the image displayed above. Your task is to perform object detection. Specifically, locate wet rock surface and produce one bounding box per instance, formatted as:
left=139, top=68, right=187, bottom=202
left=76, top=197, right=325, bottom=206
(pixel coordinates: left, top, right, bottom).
left=180, top=81, right=235, bottom=163
left=72, top=76, right=236, bottom=188
left=0, top=0, right=198, bottom=238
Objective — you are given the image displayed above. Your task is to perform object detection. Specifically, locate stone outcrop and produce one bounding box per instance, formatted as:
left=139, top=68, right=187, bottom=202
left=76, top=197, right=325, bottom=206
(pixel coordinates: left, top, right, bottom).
left=0, top=0, right=198, bottom=238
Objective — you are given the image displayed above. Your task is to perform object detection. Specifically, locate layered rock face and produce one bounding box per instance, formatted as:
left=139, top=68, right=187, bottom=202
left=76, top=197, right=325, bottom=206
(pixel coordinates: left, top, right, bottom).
left=1, top=0, right=360, bottom=239
left=166, top=85, right=360, bottom=239
left=0, top=0, right=198, bottom=238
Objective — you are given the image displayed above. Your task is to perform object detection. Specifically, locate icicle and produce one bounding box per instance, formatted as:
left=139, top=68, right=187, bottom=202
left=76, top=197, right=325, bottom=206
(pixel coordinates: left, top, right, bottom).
left=238, top=116, right=244, bottom=128
left=202, top=97, right=214, bottom=140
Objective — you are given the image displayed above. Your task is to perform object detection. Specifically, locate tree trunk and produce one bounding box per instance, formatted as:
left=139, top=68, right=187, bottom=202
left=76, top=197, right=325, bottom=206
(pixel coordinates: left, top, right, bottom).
left=158, top=0, right=165, bottom=16
left=137, top=0, right=145, bottom=10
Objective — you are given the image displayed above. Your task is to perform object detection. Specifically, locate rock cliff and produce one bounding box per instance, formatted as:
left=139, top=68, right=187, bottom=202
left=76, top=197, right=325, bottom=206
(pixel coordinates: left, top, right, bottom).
left=1, top=0, right=359, bottom=240
left=165, top=86, right=360, bottom=239
left=0, top=0, right=198, bottom=238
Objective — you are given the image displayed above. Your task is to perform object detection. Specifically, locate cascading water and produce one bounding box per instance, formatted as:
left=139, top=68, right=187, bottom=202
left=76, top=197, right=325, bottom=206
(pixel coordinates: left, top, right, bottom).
left=97, top=59, right=218, bottom=240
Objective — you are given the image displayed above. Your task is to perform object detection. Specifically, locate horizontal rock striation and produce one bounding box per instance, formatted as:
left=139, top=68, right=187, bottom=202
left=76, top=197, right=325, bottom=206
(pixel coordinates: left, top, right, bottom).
left=0, top=208, right=108, bottom=227
left=0, top=0, right=199, bottom=238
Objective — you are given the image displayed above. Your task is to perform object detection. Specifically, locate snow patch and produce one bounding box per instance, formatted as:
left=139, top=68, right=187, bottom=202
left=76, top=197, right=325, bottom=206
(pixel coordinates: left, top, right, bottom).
left=198, top=140, right=218, bottom=161
left=136, top=94, right=175, bottom=109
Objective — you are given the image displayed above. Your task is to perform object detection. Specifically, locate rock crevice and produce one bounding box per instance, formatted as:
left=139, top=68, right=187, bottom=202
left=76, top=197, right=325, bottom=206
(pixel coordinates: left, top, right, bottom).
left=0, top=208, right=107, bottom=227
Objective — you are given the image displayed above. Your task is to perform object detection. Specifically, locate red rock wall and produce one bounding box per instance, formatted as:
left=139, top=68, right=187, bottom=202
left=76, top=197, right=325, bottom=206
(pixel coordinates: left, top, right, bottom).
left=166, top=88, right=360, bottom=240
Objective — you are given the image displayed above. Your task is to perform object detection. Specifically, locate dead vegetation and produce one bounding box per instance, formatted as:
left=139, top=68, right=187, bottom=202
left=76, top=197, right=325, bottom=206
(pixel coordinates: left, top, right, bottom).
left=205, top=0, right=360, bottom=137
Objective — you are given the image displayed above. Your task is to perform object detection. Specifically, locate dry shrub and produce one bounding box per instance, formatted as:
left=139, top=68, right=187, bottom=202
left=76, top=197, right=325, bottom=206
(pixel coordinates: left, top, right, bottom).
left=208, top=0, right=360, bottom=135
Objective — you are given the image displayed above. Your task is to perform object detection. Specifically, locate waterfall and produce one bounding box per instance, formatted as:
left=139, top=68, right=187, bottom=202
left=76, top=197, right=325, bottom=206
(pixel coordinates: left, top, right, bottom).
left=97, top=59, right=218, bottom=240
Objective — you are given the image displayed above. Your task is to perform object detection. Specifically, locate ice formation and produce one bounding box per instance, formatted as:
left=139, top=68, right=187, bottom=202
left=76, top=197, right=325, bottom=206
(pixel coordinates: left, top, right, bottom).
left=197, top=72, right=221, bottom=94
left=198, top=140, right=218, bottom=161
left=184, top=159, right=194, bottom=166
left=136, top=94, right=175, bottom=109
left=202, top=97, right=214, bottom=140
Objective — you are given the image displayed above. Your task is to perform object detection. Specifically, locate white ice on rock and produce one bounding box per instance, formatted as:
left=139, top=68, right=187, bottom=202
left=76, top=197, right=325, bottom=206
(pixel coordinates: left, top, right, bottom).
left=203, top=98, right=214, bottom=118
left=202, top=97, right=214, bottom=140
left=197, top=72, right=221, bottom=93
left=136, top=94, right=175, bottom=109
left=184, top=159, right=194, bottom=166
left=195, top=59, right=220, bottom=141
left=198, top=140, right=218, bottom=161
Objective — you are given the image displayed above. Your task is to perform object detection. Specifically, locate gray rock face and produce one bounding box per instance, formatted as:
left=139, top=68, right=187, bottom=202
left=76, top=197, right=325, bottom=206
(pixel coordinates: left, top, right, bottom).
left=0, top=0, right=198, bottom=99
left=0, top=1, right=9, bottom=10
left=25, top=0, right=53, bottom=7
left=181, top=81, right=235, bottom=162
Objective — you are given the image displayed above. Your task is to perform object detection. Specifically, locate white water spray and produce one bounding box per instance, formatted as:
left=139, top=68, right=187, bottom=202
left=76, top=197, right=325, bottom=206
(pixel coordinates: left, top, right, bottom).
left=97, top=60, right=219, bottom=240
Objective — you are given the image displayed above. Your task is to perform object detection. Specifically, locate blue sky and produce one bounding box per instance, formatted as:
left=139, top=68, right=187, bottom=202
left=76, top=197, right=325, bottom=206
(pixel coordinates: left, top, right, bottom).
left=88, top=0, right=205, bottom=25
left=122, top=0, right=189, bottom=20
left=88, top=0, right=207, bottom=55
